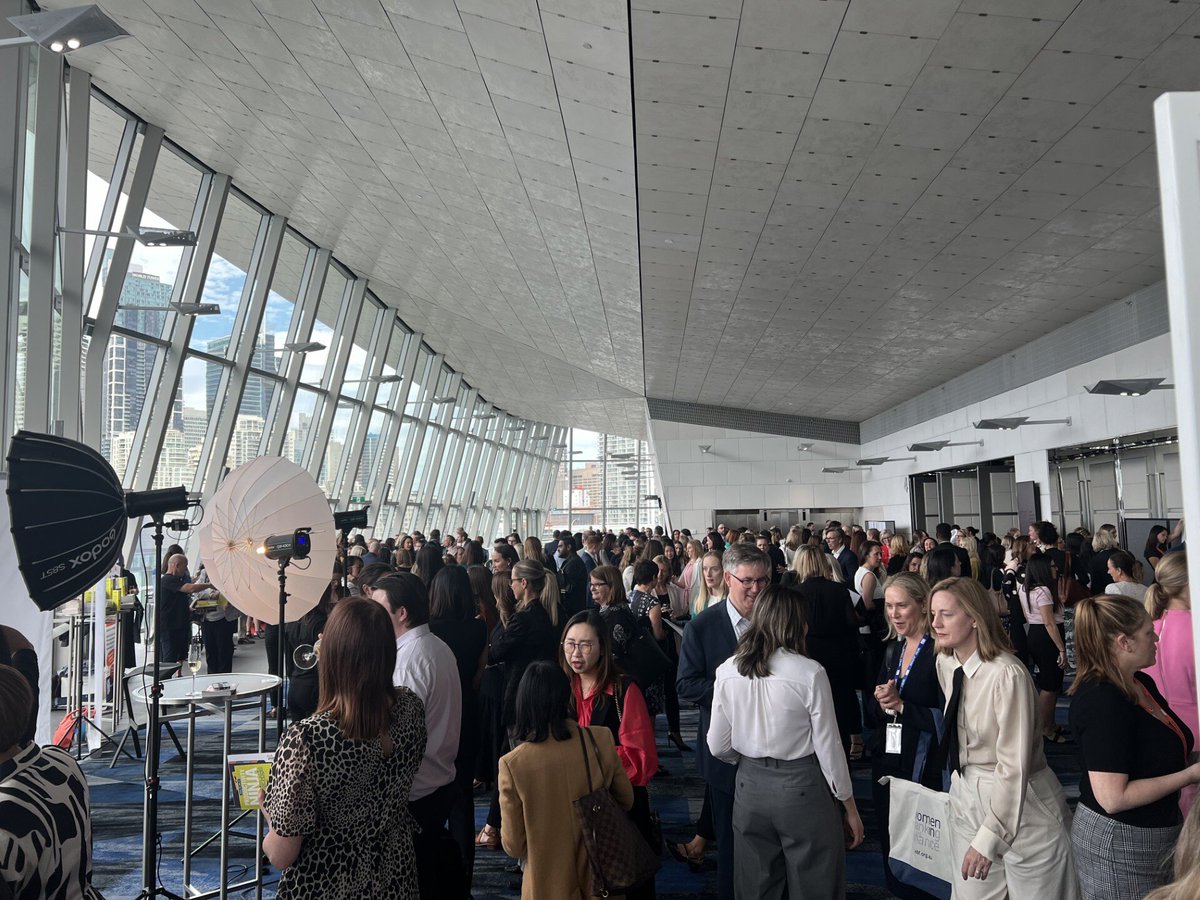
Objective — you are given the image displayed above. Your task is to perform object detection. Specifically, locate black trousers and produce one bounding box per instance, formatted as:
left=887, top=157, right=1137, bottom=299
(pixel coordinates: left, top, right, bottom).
left=710, top=783, right=735, bottom=900
left=628, top=785, right=657, bottom=900
left=410, top=781, right=465, bottom=899
left=158, top=624, right=189, bottom=664
left=200, top=618, right=234, bottom=674
left=448, top=766, right=476, bottom=894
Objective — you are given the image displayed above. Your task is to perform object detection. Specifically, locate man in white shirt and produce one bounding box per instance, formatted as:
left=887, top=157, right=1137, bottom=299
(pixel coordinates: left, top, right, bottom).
left=369, top=573, right=465, bottom=898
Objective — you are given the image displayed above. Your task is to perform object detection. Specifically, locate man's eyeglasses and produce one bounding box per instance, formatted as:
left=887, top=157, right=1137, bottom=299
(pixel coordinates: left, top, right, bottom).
left=729, top=574, right=769, bottom=590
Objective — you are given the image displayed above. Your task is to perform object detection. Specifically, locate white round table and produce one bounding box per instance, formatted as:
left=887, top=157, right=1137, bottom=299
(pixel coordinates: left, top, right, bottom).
left=148, top=673, right=281, bottom=706
left=135, top=672, right=281, bottom=899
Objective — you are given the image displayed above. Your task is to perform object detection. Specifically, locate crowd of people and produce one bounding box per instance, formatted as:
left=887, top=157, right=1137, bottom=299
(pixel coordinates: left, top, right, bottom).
left=3, top=518, right=1200, bottom=900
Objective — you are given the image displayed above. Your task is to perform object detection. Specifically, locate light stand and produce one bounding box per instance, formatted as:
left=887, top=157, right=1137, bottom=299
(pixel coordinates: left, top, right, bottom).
left=276, top=558, right=289, bottom=745
left=137, top=511, right=185, bottom=900
left=259, top=528, right=312, bottom=744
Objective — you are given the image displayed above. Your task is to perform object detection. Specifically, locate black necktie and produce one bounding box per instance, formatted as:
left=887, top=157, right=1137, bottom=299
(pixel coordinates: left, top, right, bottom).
left=941, top=665, right=966, bottom=774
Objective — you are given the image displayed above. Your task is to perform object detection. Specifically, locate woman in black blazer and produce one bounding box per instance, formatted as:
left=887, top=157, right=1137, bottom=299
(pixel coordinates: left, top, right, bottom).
left=783, top=545, right=862, bottom=751
left=869, top=572, right=945, bottom=900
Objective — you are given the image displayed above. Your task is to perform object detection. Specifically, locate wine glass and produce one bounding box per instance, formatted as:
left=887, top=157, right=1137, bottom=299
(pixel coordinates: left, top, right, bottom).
left=187, top=635, right=203, bottom=695
left=292, top=637, right=320, bottom=671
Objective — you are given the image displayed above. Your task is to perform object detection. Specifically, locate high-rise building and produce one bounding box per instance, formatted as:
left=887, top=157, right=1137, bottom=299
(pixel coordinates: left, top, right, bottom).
left=100, top=264, right=173, bottom=459
left=206, top=333, right=280, bottom=417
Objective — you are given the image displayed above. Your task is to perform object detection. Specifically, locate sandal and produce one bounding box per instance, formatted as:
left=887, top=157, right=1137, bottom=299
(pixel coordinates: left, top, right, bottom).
left=475, top=826, right=501, bottom=849
left=849, top=735, right=864, bottom=761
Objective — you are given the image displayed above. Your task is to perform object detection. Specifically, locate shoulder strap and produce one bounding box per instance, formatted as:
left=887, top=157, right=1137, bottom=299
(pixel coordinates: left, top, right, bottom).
left=577, top=726, right=595, bottom=793
left=583, top=725, right=605, bottom=779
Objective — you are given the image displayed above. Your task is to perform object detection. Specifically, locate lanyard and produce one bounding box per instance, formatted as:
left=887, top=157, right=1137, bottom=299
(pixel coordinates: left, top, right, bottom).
left=1136, top=682, right=1189, bottom=760
left=893, top=635, right=928, bottom=693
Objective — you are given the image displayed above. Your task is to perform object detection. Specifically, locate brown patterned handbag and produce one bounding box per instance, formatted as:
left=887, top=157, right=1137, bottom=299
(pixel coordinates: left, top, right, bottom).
left=572, top=726, right=661, bottom=897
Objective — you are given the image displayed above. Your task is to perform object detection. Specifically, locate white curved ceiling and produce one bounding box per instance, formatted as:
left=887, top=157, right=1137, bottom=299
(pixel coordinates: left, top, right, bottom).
left=64, top=0, right=1197, bottom=437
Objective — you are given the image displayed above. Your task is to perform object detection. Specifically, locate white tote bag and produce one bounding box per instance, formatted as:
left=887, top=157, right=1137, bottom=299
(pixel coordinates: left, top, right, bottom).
left=880, top=776, right=953, bottom=899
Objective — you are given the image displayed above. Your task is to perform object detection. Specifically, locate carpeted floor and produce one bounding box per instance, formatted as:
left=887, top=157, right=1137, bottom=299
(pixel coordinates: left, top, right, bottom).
left=79, top=637, right=1080, bottom=899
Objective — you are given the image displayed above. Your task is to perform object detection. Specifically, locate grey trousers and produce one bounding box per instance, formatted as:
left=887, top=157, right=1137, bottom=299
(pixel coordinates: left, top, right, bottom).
left=733, top=754, right=845, bottom=900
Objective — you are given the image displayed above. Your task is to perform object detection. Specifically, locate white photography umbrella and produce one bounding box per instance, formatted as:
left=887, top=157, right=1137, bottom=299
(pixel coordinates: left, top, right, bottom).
left=197, top=456, right=335, bottom=623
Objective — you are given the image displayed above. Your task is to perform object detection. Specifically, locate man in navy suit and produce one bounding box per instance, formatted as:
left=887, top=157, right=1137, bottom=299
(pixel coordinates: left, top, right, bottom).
left=824, top=526, right=859, bottom=586
left=677, top=542, right=771, bottom=900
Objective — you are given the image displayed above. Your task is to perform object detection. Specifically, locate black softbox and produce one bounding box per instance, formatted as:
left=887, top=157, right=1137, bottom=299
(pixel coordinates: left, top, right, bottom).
left=6, top=430, right=129, bottom=611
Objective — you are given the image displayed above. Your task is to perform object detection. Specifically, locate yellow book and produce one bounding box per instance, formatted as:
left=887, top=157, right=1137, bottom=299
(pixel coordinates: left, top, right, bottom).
left=227, top=753, right=273, bottom=810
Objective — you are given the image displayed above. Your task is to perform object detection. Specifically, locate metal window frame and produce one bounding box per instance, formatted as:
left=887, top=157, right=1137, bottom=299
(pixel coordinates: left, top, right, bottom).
left=57, top=66, right=89, bottom=439
left=199, top=211, right=286, bottom=498
left=332, top=300, right=387, bottom=505
left=81, top=122, right=163, bottom=445
left=264, top=245, right=328, bottom=457
left=23, top=49, right=64, bottom=434
left=123, top=172, right=230, bottom=492
left=302, top=273, right=363, bottom=474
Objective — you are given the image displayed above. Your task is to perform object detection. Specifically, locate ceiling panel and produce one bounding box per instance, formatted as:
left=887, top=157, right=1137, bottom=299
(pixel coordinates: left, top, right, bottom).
left=60, top=0, right=1200, bottom=435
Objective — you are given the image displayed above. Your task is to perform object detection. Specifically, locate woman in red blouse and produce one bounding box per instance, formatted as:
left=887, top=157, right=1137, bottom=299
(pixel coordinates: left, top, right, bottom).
left=560, top=610, right=659, bottom=899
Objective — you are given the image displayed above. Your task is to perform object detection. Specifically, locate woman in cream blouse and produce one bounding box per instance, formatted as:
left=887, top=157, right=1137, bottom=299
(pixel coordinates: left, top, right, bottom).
left=930, top=576, right=1079, bottom=899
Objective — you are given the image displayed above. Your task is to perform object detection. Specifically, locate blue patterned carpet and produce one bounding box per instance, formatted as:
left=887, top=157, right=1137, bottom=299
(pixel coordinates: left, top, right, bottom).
left=79, top=640, right=1080, bottom=899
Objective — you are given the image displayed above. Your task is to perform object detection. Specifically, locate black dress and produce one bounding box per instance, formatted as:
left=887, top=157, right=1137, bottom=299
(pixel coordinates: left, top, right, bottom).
left=429, top=617, right=488, bottom=777
left=869, top=637, right=946, bottom=900
left=488, top=603, right=561, bottom=729
left=283, top=608, right=328, bottom=725
left=789, top=576, right=862, bottom=741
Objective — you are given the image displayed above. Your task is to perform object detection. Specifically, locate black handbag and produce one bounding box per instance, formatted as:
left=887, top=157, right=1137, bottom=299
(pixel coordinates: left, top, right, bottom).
left=572, top=727, right=661, bottom=897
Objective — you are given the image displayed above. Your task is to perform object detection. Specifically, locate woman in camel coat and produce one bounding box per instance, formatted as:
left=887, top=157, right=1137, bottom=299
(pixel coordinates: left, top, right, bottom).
left=499, top=660, right=634, bottom=899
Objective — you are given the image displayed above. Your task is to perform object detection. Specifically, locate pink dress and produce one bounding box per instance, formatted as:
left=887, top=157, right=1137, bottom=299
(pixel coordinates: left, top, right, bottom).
left=1145, top=608, right=1197, bottom=815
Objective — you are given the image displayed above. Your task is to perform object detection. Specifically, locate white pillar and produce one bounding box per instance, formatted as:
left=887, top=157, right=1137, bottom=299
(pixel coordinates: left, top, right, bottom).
left=1154, top=91, right=1200, bottom=711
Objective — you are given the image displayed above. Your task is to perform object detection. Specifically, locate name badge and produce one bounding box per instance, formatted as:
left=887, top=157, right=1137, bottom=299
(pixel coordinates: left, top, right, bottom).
left=885, top=721, right=903, bottom=755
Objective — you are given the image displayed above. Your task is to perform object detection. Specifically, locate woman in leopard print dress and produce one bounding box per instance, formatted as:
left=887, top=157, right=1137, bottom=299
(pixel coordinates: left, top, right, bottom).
left=263, top=598, right=427, bottom=899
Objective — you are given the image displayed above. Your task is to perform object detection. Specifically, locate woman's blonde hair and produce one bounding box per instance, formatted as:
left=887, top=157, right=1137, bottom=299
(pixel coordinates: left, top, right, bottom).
left=1070, top=593, right=1148, bottom=703
left=511, top=558, right=560, bottom=627
left=791, top=544, right=832, bottom=581
left=960, top=534, right=980, bottom=565
left=1092, top=525, right=1119, bottom=552
left=694, top=550, right=725, bottom=616
left=882, top=572, right=931, bottom=639
left=888, top=535, right=910, bottom=558
left=1147, top=551, right=1189, bottom=620
left=930, top=577, right=1013, bottom=661
left=1145, top=797, right=1200, bottom=900
left=784, top=526, right=804, bottom=551
left=685, top=539, right=704, bottom=562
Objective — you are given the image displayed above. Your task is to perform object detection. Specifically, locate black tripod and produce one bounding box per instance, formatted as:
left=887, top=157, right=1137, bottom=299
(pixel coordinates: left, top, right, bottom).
left=137, top=515, right=185, bottom=900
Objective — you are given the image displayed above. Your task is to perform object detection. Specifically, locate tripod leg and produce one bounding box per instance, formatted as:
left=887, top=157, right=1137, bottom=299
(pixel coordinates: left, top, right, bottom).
left=165, top=721, right=186, bottom=761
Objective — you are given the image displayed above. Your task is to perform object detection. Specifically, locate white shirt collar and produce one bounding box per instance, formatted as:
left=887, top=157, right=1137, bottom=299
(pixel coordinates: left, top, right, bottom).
left=725, top=598, right=749, bottom=636
left=396, top=622, right=430, bottom=650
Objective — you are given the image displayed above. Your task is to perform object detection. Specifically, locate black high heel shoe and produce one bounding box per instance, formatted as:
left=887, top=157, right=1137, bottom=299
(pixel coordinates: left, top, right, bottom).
left=669, top=732, right=693, bottom=752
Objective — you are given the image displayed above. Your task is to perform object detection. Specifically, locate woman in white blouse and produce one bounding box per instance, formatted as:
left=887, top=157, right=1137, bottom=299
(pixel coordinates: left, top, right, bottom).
left=708, top=584, right=864, bottom=898
left=931, top=576, right=1079, bottom=899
